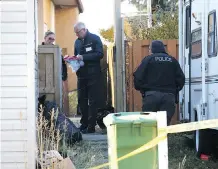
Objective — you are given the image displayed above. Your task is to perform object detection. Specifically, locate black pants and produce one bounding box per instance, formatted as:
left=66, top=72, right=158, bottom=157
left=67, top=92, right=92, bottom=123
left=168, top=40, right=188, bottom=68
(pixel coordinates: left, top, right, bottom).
left=77, top=75, right=101, bottom=128
left=142, top=91, right=175, bottom=125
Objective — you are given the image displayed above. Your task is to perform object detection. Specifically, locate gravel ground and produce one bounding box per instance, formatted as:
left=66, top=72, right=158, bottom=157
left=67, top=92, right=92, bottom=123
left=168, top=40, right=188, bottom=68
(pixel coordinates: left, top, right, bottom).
left=69, top=133, right=218, bottom=169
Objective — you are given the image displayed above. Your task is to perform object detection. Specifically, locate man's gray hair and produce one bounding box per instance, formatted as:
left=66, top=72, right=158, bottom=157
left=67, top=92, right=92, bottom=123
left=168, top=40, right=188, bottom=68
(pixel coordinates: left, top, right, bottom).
left=74, top=22, right=86, bottom=30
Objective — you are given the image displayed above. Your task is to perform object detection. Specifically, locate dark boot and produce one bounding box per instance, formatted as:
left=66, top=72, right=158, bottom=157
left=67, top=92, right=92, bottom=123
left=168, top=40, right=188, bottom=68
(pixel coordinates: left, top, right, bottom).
left=81, top=126, right=95, bottom=134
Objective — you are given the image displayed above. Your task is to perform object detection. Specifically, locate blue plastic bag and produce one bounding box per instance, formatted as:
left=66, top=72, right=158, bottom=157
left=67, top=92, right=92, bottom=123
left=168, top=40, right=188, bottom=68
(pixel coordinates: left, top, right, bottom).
left=66, top=60, right=84, bottom=72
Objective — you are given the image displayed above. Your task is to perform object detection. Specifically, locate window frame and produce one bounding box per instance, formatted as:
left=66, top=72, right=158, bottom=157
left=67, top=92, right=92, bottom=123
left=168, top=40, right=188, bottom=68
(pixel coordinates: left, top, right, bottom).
left=185, top=5, right=191, bottom=49
left=208, top=10, right=217, bottom=57
left=191, top=27, right=202, bottom=59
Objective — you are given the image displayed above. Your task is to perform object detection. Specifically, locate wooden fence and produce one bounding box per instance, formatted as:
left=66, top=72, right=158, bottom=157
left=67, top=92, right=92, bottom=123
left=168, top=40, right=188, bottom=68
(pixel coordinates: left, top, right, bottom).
left=38, top=45, right=63, bottom=111
left=107, top=45, right=116, bottom=108
left=125, top=40, right=179, bottom=124
left=98, top=47, right=109, bottom=109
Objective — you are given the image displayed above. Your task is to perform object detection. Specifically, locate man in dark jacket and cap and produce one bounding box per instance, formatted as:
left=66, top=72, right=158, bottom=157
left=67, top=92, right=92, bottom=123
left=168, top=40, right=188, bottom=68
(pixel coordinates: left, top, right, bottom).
left=133, top=40, right=185, bottom=125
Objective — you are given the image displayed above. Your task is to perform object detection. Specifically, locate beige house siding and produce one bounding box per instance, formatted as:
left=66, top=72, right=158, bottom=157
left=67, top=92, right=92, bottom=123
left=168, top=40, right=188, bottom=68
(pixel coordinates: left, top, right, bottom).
left=38, top=0, right=55, bottom=44
left=37, top=0, right=44, bottom=43
left=55, top=7, right=79, bottom=91
left=43, top=0, right=52, bottom=30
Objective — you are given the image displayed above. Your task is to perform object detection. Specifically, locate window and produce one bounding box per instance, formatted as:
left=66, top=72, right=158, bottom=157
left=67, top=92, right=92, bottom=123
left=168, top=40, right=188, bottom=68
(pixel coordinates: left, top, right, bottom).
left=185, top=6, right=191, bottom=48
left=191, top=28, right=202, bottom=59
left=208, top=10, right=217, bottom=57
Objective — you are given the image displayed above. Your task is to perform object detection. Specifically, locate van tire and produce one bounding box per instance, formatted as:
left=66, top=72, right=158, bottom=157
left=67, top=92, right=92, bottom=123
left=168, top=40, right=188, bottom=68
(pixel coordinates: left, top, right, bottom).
left=194, top=112, right=212, bottom=157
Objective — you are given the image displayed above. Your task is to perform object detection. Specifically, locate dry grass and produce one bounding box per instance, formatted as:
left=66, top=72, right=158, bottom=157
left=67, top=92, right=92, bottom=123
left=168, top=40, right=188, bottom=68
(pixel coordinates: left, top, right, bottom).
left=36, top=100, right=217, bottom=169
left=36, top=106, right=68, bottom=169
left=36, top=106, right=61, bottom=168
left=178, top=156, right=186, bottom=169
left=69, top=134, right=217, bottom=169
left=36, top=106, right=217, bottom=169
left=168, top=133, right=218, bottom=169
left=69, top=91, right=78, bottom=116
left=67, top=134, right=188, bottom=169
left=69, top=141, right=108, bottom=169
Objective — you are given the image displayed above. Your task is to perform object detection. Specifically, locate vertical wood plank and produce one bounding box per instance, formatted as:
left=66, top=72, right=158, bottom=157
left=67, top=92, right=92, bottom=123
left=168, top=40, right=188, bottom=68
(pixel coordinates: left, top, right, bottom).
left=45, top=54, right=54, bottom=92
left=167, top=40, right=177, bottom=58
left=133, top=40, right=142, bottom=111
left=128, top=42, right=133, bottom=111
left=39, top=54, right=46, bottom=90
left=176, top=41, right=179, bottom=60
left=54, top=47, right=62, bottom=110
left=141, top=40, right=151, bottom=58
left=110, top=47, right=116, bottom=108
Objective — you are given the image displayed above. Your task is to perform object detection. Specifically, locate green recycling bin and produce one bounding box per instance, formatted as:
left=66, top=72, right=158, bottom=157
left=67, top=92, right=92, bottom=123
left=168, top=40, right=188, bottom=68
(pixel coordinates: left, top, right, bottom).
left=103, top=112, right=158, bottom=169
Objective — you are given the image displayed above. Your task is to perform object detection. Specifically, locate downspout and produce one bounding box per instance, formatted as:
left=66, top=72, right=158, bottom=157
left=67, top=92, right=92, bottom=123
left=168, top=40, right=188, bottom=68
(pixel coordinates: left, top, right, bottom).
left=178, top=0, right=184, bottom=120
left=188, top=0, right=192, bottom=121
left=201, top=0, right=207, bottom=120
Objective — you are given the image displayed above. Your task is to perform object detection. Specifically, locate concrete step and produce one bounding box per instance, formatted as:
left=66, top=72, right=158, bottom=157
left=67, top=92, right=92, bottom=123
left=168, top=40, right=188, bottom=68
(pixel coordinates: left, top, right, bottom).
left=82, top=134, right=107, bottom=141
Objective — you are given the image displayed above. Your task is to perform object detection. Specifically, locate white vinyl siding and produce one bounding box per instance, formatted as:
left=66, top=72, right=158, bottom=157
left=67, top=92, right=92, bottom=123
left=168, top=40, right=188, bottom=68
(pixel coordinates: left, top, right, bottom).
left=1, top=0, right=37, bottom=168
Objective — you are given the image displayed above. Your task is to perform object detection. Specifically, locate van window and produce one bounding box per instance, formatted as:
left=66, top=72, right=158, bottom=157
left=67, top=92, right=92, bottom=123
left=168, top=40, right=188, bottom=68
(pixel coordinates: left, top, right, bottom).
left=208, top=10, right=217, bottom=57
left=185, top=6, right=191, bottom=48
left=191, top=28, right=202, bottom=59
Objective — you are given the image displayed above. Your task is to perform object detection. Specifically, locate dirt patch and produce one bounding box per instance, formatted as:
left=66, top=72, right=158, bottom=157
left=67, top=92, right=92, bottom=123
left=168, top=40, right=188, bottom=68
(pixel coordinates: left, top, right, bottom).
left=69, top=133, right=218, bottom=169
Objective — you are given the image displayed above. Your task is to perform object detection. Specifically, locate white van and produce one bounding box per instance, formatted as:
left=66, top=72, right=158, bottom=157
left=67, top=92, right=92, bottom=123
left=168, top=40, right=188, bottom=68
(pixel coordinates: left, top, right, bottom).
left=179, top=0, right=218, bottom=156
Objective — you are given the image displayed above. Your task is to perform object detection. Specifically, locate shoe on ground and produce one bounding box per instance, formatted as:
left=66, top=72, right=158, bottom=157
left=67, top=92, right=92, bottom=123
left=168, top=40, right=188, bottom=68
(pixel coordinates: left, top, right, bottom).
left=81, top=127, right=95, bottom=134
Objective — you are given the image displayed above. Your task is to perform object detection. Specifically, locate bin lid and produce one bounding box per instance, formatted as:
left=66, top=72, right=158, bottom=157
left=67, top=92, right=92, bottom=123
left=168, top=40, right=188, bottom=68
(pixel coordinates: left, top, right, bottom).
left=103, top=112, right=157, bottom=126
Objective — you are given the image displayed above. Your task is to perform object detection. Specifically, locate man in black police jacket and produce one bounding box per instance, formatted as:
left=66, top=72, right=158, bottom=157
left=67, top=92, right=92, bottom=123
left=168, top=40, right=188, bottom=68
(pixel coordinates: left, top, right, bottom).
left=133, top=40, right=185, bottom=125
left=74, top=22, right=104, bottom=133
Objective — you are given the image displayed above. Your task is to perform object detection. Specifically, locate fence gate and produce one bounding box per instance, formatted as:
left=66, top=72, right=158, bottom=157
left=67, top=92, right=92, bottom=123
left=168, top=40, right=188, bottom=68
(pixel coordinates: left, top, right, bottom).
left=38, top=45, right=63, bottom=110
left=126, top=40, right=179, bottom=124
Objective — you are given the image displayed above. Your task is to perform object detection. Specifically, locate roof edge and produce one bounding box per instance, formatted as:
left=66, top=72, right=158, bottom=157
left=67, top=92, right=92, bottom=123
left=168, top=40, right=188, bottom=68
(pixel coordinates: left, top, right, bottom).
left=76, top=0, right=84, bottom=13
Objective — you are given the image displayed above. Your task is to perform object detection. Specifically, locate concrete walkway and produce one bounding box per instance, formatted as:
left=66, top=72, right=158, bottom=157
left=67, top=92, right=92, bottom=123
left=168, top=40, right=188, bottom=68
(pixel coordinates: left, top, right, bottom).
left=70, top=117, right=108, bottom=142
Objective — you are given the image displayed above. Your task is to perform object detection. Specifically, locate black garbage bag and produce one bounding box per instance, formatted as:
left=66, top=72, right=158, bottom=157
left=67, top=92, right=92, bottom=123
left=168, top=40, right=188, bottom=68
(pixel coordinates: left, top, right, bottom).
left=38, top=95, right=82, bottom=146
left=56, top=113, right=82, bottom=145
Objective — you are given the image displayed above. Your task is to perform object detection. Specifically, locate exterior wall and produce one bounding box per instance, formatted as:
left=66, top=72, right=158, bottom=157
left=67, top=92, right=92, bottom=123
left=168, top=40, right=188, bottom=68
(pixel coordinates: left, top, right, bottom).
left=38, top=0, right=55, bottom=44
left=0, top=0, right=37, bottom=168
left=43, top=0, right=52, bottom=30
left=55, top=7, right=80, bottom=91
left=38, top=0, right=44, bottom=43
left=50, top=1, right=55, bottom=32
